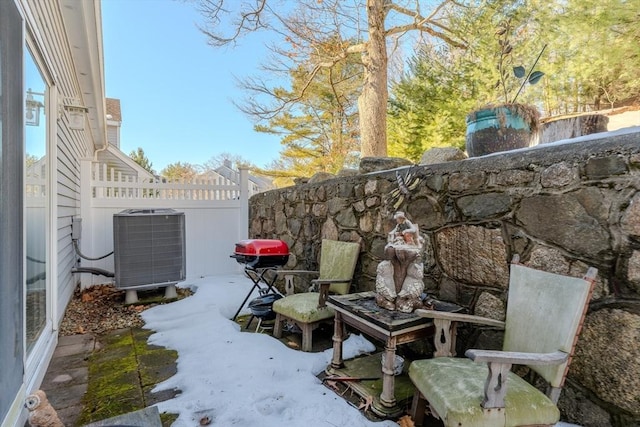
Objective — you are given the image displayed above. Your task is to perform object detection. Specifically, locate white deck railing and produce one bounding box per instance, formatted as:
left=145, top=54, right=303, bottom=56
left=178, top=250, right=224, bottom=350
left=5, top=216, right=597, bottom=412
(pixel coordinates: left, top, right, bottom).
left=79, top=159, right=249, bottom=287
left=91, top=162, right=242, bottom=201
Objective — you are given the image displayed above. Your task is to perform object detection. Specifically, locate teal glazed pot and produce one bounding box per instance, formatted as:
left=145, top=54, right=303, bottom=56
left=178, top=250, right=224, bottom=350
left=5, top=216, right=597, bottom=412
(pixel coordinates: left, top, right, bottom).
left=465, top=106, right=535, bottom=157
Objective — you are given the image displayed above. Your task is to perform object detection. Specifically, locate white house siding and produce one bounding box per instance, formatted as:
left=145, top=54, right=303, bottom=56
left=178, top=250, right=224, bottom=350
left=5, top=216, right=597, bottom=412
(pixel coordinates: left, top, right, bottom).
left=2, top=1, right=106, bottom=426
left=107, top=122, right=119, bottom=147
left=96, top=145, right=156, bottom=182
left=23, top=0, right=92, bottom=324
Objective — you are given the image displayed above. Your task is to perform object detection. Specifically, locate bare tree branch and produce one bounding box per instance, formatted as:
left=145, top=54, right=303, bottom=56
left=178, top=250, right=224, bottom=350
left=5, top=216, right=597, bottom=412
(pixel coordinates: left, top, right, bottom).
left=385, top=0, right=466, bottom=48
left=194, top=0, right=469, bottom=158
left=196, top=0, right=270, bottom=46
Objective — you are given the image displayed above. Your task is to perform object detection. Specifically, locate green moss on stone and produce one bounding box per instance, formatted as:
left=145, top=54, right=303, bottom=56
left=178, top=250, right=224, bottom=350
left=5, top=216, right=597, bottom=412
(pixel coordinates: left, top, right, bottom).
left=160, top=412, right=178, bottom=427
left=100, top=330, right=135, bottom=347
left=89, top=354, right=137, bottom=378
left=76, top=327, right=179, bottom=426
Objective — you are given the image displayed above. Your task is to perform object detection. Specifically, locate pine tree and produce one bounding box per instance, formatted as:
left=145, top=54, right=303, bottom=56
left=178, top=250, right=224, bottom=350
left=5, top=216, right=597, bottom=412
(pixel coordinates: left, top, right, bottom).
left=129, top=147, right=154, bottom=174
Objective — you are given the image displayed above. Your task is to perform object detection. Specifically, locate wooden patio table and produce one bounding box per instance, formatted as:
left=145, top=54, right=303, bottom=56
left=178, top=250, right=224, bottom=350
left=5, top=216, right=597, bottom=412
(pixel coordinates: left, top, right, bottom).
left=326, top=291, right=434, bottom=418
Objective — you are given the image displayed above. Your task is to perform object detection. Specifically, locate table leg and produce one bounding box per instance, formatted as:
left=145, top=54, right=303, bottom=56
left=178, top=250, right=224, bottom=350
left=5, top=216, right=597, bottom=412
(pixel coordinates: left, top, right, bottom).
left=379, top=335, right=397, bottom=408
left=329, top=312, right=344, bottom=372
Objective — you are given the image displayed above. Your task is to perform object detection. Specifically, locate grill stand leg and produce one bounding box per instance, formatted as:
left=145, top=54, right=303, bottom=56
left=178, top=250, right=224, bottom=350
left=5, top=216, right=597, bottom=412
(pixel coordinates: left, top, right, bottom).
left=232, top=267, right=280, bottom=321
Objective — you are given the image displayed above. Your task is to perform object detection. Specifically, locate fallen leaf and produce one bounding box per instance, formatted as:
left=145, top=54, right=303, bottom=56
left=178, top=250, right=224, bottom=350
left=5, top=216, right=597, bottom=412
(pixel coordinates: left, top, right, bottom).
left=397, top=415, right=415, bottom=427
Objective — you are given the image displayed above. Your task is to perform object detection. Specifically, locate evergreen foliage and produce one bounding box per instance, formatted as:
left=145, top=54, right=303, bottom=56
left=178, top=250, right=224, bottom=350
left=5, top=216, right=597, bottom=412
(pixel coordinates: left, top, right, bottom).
left=161, top=162, right=199, bottom=182
left=388, top=0, right=639, bottom=159
left=252, top=39, right=362, bottom=187
left=128, top=147, right=154, bottom=174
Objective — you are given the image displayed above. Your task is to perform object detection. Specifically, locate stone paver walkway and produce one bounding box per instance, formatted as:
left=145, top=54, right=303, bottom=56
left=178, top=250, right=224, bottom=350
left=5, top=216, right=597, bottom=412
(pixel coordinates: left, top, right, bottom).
left=39, top=329, right=178, bottom=427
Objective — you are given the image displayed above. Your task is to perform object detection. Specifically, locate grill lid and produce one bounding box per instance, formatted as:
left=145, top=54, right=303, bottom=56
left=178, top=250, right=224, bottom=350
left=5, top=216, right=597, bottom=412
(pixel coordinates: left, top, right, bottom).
left=232, top=239, right=290, bottom=268
left=234, top=239, right=289, bottom=256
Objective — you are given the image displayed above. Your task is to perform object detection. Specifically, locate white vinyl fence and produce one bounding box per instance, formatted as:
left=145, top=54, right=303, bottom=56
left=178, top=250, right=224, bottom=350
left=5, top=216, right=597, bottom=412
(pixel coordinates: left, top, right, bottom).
left=78, top=160, right=248, bottom=288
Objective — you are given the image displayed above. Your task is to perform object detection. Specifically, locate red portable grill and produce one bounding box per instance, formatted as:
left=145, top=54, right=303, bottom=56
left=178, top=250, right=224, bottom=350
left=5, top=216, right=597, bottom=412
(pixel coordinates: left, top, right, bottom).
left=231, top=239, right=290, bottom=269
left=230, top=239, right=290, bottom=323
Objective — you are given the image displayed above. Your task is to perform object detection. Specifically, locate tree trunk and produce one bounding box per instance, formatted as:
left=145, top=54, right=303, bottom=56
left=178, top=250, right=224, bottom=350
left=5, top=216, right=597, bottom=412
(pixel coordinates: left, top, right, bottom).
left=358, top=0, right=388, bottom=157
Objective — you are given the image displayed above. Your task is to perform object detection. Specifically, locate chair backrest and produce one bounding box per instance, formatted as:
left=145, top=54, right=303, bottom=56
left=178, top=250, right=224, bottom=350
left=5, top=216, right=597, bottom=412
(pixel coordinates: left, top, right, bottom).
left=318, top=239, right=360, bottom=295
left=503, top=262, right=597, bottom=388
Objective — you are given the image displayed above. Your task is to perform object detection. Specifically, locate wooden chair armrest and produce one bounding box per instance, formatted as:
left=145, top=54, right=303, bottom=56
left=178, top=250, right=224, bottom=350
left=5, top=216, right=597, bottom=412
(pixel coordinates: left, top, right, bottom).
left=273, top=270, right=319, bottom=276
left=414, top=309, right=505, bottom=329
left=311, top=278, right=352, bottom=284
left=464, top=349, right=569, bottom=409
left=465, top=349, right=569, bottom=366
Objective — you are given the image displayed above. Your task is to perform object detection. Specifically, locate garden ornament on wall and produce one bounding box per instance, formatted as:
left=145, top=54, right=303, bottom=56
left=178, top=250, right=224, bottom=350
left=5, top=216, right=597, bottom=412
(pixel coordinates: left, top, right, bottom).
left=375, top=211, right=425, bottom=313
left=466, top=19, right=547, bottom=157
left=386, top=166, right=422, bottom=211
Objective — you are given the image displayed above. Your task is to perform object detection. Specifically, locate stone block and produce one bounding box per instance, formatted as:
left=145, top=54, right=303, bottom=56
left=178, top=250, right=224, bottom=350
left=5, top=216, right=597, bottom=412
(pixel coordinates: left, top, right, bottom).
left=628, top=250, right=640, bottom=293
left=572, top=309, right=640, bottom=417
left=584, top=155, right=627, bottom=179
left=456, top=192, right=512, bottom=220
left=541, top=162, right=577, bottom=188
left=435, top=225, right=509, bottom=288
left=364, top=179, right=378, bottom=195
left=558, top=384, right=613, bottom=427
left=419, top=147, right=467, bottom=165
left=493, top=169, right=536, bottom=186
left=449, top=171, right=486, bottom=192
left=308, top=172, right=335, bottom=184
left=474, top=292, right=505, bottom=321
left=621, top=192, right=640, bottom=237
left=359, top=157, right=412, bottom=174
left=517, top=190, right=610, bottom=259
left=83, top=406, right=162, bottom=427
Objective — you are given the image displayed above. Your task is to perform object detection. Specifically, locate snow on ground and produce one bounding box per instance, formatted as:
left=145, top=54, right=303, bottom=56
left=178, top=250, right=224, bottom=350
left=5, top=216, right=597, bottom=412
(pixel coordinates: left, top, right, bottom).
left=141, top=273, right=583, bottom=427
left=141, top=274, right=398, bottom=427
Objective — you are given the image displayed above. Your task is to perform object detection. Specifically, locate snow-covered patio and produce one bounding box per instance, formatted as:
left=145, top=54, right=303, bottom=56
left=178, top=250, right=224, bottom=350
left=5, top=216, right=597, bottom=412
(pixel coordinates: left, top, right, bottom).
left=141, top=274, right=583, bottom=427
left=141, top=274, right=397, bottom=427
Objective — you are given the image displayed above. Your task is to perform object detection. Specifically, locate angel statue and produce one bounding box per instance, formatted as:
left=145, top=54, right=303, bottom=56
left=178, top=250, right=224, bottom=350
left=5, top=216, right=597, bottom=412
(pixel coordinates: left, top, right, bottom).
left=375, top=211, right=425, bottom=313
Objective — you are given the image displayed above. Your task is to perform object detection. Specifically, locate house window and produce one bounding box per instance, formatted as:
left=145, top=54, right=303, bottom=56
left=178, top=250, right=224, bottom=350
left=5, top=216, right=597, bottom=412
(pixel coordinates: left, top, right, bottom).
left=25, top=48, right=48, bottom=352
left=1, top=0, right=26, bottom=416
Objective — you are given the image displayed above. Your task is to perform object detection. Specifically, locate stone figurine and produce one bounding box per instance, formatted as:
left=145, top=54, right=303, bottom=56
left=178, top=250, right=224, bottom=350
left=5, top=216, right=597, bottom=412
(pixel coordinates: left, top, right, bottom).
left=375, top=211, right=425, bottom=312
left=25, top=390, right=64, bottom=427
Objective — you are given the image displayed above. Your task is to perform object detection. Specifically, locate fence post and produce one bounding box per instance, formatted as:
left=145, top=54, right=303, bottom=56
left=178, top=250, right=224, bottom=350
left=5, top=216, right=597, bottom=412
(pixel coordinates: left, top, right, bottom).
left=79, top=158, right=94, bottom=288
left=239, top=166, right=249, bottom=240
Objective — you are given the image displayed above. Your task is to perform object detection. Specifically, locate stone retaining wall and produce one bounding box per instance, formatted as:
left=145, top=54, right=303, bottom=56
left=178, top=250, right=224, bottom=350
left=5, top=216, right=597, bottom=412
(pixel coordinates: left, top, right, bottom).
left=249, top=130, right=640, bottom=426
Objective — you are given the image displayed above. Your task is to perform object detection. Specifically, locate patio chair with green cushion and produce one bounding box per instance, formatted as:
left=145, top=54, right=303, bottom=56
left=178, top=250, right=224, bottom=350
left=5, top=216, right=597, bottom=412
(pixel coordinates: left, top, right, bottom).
left=272, top=239, right=360, bottom=352
left=408, top=255, right=597, bottom=427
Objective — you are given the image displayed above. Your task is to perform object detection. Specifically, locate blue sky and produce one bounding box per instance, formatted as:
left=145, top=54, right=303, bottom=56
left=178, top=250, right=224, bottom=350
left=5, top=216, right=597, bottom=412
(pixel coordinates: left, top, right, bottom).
left=101, top=0, right=283, bottom=173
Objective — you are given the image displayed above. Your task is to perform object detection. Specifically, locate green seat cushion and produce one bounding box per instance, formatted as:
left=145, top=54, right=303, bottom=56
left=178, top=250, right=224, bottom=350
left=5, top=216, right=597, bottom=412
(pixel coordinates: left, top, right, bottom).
left=272, top=293, right=335, bottom=323
left=409, top=358, right=560, bottom=427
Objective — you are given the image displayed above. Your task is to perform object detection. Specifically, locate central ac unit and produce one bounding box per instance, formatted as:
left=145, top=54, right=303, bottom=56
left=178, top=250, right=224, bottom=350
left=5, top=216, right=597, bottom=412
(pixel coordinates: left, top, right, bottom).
left=113, top=209, right=185, bottom=290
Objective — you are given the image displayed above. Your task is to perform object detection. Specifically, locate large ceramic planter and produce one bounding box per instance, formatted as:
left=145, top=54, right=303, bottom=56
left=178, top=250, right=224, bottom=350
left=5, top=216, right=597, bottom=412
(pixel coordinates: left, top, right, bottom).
left=465, top=104, right=539, bottom=157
